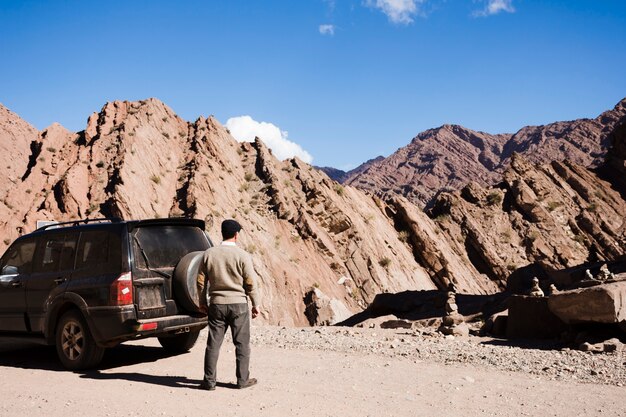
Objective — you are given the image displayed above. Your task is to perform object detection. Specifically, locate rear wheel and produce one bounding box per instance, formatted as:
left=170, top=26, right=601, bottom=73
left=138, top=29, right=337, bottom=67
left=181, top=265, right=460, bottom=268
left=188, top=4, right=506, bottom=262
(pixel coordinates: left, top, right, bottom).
left=55, top=310, right=105, bottom=371
left=158, top=330, right=200, bottom=353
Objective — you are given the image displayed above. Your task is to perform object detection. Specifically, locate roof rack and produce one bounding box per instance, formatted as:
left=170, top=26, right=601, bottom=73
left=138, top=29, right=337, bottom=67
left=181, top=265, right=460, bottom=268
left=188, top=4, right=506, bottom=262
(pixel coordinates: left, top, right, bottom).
left=37, top=217, right=122, bottom=231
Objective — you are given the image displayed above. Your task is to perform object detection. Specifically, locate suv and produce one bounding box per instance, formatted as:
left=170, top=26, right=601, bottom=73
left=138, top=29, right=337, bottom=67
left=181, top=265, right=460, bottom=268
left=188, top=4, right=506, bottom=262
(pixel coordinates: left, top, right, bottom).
left=0, top=217, right=212, bottom=370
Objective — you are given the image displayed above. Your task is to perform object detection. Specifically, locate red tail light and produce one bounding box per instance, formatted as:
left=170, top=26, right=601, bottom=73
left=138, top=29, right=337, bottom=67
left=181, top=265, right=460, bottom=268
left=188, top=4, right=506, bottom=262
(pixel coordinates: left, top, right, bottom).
left=111, top=272, right=133, bottom=305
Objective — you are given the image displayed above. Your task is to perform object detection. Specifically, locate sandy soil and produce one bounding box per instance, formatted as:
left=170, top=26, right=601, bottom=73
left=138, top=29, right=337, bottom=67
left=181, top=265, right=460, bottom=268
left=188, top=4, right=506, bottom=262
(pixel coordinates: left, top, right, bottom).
left=1, top=328, right=625, bottom=417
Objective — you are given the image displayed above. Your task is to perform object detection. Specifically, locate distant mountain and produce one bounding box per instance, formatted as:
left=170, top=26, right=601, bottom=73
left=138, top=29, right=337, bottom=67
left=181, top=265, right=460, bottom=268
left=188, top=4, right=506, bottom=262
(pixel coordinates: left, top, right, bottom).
left=316, top=156, right=384, bottom=183
left=343, top=98, right=626, bottom=206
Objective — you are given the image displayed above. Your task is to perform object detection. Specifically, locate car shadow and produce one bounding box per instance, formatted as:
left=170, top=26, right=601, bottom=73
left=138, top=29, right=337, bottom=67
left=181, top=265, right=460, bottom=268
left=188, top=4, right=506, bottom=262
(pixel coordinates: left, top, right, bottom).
left=0, top=341, right=241, bottom=389
left=0, top=341, right=184, bottom=373
left=0, top=342, right=63, bottom=371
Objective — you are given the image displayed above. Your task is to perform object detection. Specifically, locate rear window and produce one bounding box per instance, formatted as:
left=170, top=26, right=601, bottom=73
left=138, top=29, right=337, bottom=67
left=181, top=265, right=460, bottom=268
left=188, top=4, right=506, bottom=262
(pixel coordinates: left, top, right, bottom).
left=132, top=225, right=209, bottom=269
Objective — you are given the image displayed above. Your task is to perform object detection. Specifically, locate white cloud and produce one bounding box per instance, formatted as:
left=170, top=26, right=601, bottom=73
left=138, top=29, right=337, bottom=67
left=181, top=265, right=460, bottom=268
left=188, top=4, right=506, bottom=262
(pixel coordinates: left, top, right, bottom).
left=225, top=116, right=313, bottom=163
left=473, top=0, right=515, bottom=17
left=319, top=24, right=335, bottom=36
left=365, top=0, right=423, bottom=25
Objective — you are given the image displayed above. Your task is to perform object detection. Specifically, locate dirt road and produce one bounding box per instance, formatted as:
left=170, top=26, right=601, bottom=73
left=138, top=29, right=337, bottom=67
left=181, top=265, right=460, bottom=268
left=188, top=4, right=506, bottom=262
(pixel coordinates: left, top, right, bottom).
left=1, top=328, right=625, bottom=417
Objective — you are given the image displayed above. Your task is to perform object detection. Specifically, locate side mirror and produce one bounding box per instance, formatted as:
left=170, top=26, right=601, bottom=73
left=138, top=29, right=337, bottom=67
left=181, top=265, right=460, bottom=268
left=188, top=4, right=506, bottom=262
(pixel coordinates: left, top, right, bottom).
left=2, top=265, right=18, bottom=275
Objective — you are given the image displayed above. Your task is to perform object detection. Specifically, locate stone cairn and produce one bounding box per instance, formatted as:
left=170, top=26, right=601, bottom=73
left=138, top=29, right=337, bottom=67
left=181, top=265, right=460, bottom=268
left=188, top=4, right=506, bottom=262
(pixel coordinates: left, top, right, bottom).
left=439, top=290, right=469, bottom=336
left=585, top=264, right=616, bottom=282
left=529, top=277, right=544, bottom=297
left=596, top=264, right=615, bottom=281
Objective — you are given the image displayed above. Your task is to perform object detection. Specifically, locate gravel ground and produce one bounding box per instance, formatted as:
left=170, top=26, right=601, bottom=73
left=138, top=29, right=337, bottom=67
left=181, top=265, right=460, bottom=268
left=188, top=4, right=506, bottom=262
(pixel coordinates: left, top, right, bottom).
left=250, top=325, right=626, bottom=386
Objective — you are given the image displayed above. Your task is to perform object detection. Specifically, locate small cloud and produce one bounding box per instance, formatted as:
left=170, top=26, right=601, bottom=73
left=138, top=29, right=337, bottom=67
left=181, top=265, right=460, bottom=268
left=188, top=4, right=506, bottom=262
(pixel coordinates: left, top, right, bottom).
left=473, top=0, right=515, bottom=17
left=365, top=0, right=423, bottom=25
left=225, top=116, right=313, bottom=163
left=319, top=24, right=335, bottom=36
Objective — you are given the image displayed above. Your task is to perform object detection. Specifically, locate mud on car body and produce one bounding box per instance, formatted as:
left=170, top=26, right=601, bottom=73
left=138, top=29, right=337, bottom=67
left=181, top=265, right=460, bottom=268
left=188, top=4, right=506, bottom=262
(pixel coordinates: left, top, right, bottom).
left=0, top=217, right=211, bottom=370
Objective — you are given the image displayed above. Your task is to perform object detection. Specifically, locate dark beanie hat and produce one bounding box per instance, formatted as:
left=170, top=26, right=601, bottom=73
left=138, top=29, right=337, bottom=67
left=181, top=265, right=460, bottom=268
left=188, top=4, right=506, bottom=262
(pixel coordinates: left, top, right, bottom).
left=221, top=219, right=242, bottom=239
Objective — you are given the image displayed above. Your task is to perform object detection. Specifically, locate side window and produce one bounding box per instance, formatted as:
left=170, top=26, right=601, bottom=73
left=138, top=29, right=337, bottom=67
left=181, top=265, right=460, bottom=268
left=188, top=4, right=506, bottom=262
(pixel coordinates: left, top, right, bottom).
left=59, top=234, right=78, bottom=271
left=76, top=230, right=122, bottom=274
left=35, top=233, right=78, bottom=273
left=1, top=239, right=36, bottom=275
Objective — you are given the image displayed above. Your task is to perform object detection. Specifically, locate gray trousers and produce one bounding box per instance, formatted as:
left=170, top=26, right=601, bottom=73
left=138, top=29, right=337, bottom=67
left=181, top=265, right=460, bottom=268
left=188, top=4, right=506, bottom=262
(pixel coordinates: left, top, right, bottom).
left=203, top=303, right=251, bottom=386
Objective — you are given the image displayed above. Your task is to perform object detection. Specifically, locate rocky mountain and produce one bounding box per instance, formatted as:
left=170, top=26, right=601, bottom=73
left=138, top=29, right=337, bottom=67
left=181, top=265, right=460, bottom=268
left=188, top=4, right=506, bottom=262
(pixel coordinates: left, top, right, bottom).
left=1, top=98, right=625, bottom=327
left=0, top=99, right=506, bottom=326
left=317, top=156, right=385, bottom=183
left=343, top=99, right=626, bottom=206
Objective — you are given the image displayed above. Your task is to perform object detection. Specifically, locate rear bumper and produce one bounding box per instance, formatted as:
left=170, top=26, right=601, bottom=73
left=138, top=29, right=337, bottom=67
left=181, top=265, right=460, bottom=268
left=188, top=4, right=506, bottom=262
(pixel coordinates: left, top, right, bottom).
left=86, top=305, right=207, bottom=347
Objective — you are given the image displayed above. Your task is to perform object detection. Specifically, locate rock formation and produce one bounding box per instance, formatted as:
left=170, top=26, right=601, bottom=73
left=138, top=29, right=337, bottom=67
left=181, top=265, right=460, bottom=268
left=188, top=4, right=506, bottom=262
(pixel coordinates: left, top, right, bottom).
left=548, top=281, right=626, bottom=324
left=0, top=99, right=504, bottom=326
left=1, top=97, right=625, bottom=327
left=343, top=98, right=626, bottom=206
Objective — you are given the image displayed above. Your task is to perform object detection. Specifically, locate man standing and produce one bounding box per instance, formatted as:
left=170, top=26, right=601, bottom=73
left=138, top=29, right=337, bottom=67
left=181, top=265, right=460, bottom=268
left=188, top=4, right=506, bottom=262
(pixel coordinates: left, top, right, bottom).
left=197, top=219, right=261, bottom=390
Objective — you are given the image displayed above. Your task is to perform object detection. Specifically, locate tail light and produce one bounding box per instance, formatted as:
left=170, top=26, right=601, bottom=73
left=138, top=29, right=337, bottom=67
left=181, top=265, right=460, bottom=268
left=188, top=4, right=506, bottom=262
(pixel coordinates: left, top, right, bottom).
left=110, top=272, right=133, bottom=305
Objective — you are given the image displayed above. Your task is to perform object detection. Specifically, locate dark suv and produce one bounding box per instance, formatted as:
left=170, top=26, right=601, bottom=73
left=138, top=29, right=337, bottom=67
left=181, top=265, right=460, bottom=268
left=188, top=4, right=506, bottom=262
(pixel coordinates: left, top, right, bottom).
left=0, top=217, right=211, bottom=370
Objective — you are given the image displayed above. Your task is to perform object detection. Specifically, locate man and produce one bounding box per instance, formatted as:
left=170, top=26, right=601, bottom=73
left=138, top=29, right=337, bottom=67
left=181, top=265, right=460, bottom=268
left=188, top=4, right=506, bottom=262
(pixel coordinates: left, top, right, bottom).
left=197, top=219, right=261, bottom=390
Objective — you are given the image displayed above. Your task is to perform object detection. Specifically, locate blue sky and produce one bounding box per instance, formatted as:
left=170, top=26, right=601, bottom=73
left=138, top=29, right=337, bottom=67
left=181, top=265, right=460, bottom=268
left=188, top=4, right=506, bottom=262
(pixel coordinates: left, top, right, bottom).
left=1, top=0, right=625, bottom=169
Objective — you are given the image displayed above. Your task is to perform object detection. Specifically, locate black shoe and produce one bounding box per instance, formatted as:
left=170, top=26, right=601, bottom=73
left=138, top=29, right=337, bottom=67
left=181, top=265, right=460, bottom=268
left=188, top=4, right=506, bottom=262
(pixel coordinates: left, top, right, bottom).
left=200, top=381, right=216, bottom=391
left=237, top=378, right=257, bottom=389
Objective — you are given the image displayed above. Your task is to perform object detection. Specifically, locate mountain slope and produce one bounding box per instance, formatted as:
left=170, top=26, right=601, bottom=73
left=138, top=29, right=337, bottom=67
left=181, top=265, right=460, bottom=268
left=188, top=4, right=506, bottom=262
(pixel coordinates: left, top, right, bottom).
left=0, top=99, right=504, bottom=325
left=1, top=98, right=624, bottom=326
left=344, top=98, right=626, bottom=206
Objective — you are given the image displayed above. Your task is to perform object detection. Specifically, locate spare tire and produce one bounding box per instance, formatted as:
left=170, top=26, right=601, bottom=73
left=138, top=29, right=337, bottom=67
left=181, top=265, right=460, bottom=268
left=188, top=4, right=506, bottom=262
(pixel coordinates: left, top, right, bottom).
left=173, top=251, right=206, bottom=314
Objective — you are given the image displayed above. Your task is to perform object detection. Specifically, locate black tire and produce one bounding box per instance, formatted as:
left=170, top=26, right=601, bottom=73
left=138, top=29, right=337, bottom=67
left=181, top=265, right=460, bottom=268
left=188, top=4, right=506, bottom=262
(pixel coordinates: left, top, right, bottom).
left=55, top=310, right=105, bottom=371
left=173, top=251, right=206, bottom=313
left=158, top=330, right=200, bottom=353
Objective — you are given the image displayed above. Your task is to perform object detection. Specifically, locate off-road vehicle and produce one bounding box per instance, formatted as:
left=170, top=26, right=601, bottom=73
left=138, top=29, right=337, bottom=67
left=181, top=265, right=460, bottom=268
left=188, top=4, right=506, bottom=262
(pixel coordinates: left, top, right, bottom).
left=0, top=217, right=211, bottom=370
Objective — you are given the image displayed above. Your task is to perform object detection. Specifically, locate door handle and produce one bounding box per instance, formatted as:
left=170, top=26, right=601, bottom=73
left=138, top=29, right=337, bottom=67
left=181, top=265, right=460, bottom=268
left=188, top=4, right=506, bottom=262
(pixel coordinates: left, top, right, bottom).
left=54, top=278, right=67, bottom=285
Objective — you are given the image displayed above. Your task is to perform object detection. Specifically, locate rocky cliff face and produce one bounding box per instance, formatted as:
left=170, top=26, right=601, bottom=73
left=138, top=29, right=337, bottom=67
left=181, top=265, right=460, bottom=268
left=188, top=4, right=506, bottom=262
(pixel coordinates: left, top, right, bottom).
left=344, top=99, right=626, bottom=206
left=428, top=147, right=626, bottom=290
left=0, top=104, right=39, bottom=209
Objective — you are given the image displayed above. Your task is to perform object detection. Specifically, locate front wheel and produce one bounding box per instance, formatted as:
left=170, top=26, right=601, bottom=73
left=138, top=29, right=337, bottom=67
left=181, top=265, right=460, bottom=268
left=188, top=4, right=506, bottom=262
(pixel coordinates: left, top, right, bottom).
left=55, top=310, right=105, bottom=370
left=158, top=330, right=200, bottom=353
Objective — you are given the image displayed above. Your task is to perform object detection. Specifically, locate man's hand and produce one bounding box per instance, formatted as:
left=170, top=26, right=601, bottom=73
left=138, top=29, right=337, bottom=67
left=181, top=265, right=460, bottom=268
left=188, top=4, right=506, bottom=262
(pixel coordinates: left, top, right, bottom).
left=199, top=304, right=208, bottom=315
left=251, top=306, right=260, bottom=319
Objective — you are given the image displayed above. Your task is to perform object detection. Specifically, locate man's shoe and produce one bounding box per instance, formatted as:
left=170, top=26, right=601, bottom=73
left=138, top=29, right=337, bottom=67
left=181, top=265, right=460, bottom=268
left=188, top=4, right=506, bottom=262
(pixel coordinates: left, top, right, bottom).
left=237, top=378, right=257, bottom=389
left=200, top=381, right=216, bottom=391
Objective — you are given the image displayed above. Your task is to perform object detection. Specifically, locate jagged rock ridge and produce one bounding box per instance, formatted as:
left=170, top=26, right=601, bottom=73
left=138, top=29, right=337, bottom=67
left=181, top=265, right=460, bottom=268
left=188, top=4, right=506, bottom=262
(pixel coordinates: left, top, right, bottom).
left=0, top=99, right=506, bottom=326
left=2, top=98, right=625, bottom=326
left=343, top=99, right=626, bottom=206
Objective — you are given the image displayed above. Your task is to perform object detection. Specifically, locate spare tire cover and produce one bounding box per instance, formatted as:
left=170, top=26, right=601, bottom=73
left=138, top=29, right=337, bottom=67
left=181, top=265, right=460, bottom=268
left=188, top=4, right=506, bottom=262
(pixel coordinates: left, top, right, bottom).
left=173, top=251, right=206, bottom=314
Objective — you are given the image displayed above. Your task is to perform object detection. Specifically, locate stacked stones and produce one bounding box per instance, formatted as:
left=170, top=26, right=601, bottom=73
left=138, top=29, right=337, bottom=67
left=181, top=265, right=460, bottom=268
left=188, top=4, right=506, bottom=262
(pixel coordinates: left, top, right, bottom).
left=438, top=291, right=469, bottom=337
left=597, top=264, right=616, bottom=281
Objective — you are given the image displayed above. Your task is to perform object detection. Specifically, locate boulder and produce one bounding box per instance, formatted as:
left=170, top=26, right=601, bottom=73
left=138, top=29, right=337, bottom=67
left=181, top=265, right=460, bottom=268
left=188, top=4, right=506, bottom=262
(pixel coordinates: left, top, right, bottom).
left=547, top=281, right=626, bottom=324
left=481, top=311, right=508, bottom=337
left=304, top=288, right=351, bottom=326
left=507, top=295, right=567, bottom=339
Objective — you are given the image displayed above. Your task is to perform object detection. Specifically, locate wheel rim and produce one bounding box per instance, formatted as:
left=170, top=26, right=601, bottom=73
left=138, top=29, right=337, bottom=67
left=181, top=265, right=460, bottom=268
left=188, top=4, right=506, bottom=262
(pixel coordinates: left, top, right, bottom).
left=61, top=319, right=84, bottom=361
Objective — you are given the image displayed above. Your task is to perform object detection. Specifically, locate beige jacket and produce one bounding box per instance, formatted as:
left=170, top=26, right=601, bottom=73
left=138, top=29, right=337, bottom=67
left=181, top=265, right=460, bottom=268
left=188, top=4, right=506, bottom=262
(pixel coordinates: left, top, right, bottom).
left=197, top=242, right=260, bottom=307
